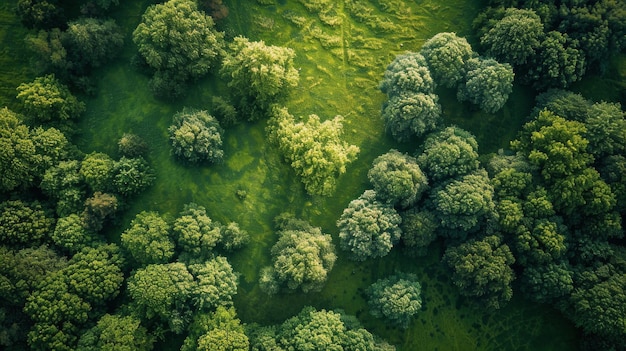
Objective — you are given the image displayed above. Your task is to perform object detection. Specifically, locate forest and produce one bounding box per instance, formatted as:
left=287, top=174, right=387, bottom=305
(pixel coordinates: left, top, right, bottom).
left=0, top=0, right=625, bottom=350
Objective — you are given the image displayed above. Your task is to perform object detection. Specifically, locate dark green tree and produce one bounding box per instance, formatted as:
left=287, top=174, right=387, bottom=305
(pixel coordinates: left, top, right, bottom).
left=520, top=261, right=574, bottom=304
left=169, top=109, right=224, bottom=164
left=480, top=8, right=544, bottom=65
left=399, top=209, right=438, bottom=256
left=417, top=126, right=480, bottom=182
left=456, top=58, right=514, bottom=113
left=443, top=235, right=515, bottom=309
left=111, top=157, right=155, bottom=197
left=64, top=18, right=124, bottom=73
left=0, top=108, right=38, bottom=192
left=188, top=256, right=238, bottom=310
left=52, top=214, right=95, bottom=254
left=381, top=92, right=442, bottom=142
left=420, top=32, right=475, bottom=88
left=16, top=0, right=64, bottom=30
left=40, top=159, right=85, bottom=216
left=366, top=273, right=422, bottom=329
left=528, top=31, right=586, bottom=89
left=337, top=190, right=402, bottom=261
left=0, top=200, right=54, bottom=247
left=379, top=52, right=435, bottom=96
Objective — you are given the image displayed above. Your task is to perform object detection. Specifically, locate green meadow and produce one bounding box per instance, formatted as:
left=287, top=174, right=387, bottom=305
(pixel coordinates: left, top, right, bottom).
left=6, top=0, right=626, bottom=349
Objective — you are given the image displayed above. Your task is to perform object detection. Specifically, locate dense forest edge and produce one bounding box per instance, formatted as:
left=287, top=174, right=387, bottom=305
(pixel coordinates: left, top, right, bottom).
left=1, top=0, right=625, bottom=350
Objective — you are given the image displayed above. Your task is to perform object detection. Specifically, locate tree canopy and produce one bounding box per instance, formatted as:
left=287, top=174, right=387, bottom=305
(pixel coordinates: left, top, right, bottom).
left=417, top=126, right=480, bottom=182
left=121, top=211, right=174, bottom=266
left=367, top=273, right=422, bottom=329
left=267, top=107, right=359, bottom=196
left=456, top=58, right=514, bottom=113
left=16, top=74, right=85, bottom=122
left=420, top=32, right=475, bottom=88
left=169, top=109, right=224, bottom=164
left=368, top=149, right=428, bottom=208
left=337, top=190, right=402, bottom=261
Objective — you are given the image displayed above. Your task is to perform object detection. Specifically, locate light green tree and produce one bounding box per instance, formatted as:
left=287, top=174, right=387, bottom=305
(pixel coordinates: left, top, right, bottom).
left=182, top=307, right=248, bottom=351
left=77, top=314, right=154, bottom=351
left=188, top=256, right=238, bottom=310
left=16, top=74, right=85, bottom=121
left=173, top=202, right=222, bottom=260
left=382, top=91, right=442, bottom=142
left=121, top=211, right=174, bottom=265
left=0, top=108, right=38, bottom=192
left=267, top=107, right=359, bottom=196
left=221, top=37, right=299, bottom=120
left=169, top=109, right=224, bottom=164
left=366, top=273, right=422, bottom=329
left=379, top=52, right=435, bottom=96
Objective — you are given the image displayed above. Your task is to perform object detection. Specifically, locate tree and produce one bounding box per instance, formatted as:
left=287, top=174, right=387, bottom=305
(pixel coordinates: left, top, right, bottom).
left=366, top=273, right=422, bottom=329
left=40, top=159, right=86, bottom=216
left=267, top=107, right=359, bottom=196
left=182, top=307, right=248, bottom=351
left=169, top=109, right=224, bottom=164
left=420, top=32, right=475, bottom=88
left=111, top=157, right=155, bottom=196
left=480, top=8, right=544, bottom=65
left=399, top=209, right=438, bottom=256
left=16, top=0, right=64, bottom=30
left=381, top=92, right=442, bottom=142
left=260, top=214, right=336, bottom=294
left=121, top=211, right=174, bottom=265
left=16, top=74, right=85, bottom=122
left=417, top=126, right=479, bottom=182
left=583, top=101, right=626, bottom=159
left=0, top=108, right=38, bottom=192
left=188, top=256, right=238, bottom=310
left=173, top=202, right=222, bottom=260
left=127, top=262, right=195, bottom=333
left=0, top=200, right=54, bottom=247
left=52, top=214, right=95, bottom=254
left=520, top=261, right=573, bottom=304
left=76, top=314, right=153, bottom=351
left=64, top=18, right=124, bottom=73
left=219, top=222, right=249, bottom=251
left=514, top=218, right=567, bottom=265
left=367, top=149, right=428, bottom=208
left=80, top=152, right=115, bottom=192
left=133, top=0, right=224, bottom=97
left=379, top=52, right=435, bottom=96
left=443, top=235, right=515, bottom=309
left=432, top=169, right=495, bottom=234
left=337, top=190, right=402, bottom=261
left=118, top=133, right=148, bottom=158
left=220, top=36, right=299, bottom=120
left=30, top=126, right=73, bottom=177
left=456, top=58, right=514, bottom=113
left=511, top=109, right=593, bottom=181
left=82, top=192, right=118, bottom=232
left=528, top=31, right=586, bottom=89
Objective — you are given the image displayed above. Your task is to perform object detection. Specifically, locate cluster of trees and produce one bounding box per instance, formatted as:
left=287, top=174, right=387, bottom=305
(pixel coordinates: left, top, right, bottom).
left=475, top=1, right=626, bottom=89
left=379, top=32, right=514, bottom=143
left=247, top=306, right=395, bottom=350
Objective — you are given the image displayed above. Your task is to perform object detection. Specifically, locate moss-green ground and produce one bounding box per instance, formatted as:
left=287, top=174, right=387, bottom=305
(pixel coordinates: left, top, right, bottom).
left=6, top=0, right=625, bottom=349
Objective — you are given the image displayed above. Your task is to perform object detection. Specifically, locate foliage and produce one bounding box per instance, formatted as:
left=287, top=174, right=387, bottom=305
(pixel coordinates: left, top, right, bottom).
left=173, top=202, right=222, bottom=260
left=76, top=314, right=153, bottom=351
left=520, top=261, right=573, bottom=304
left=0, top=108, right=38, bottom=192
left=381, top=92, right=442, bottom=142
left=30, top=126, right=72, bottom=176
left=118, top=133, right=148, bottom=158
left=127, top=262, right=195, bottom=333
left=220, top=36, right=299, bottom=120
left=456, top=58, right=514, bottom=113
left=188, top=256, right=238, bottom=309
left=583, top=101, right=626, bottom=159
left=366, top=273, right=422, bottom=329
left=112, top=157, right=155, bottom=197
left=399, top=209, right=438, bottom=256
left=181, top=307, right=248, bottom=351
left=480, top=8, right=544, bottom=65
left=367, top=149, right=428, bottom=208
left=80, top=152, right=115, bottom=192
left=514, top=218, right=567, bottom=265
left=169, top=108, right=224, bottom=164
left=133, top=0, right=224, bottom=97
left=528, top=31, right=586, bottom=89
left=0, top=200, right=54, bottom=247
left=443, top=235, right=515, bottom=309
left=337, top=190, right=402, bottom=261
left=379, top=52, right=434, bottom=96
left=121, top=211, right=174, bottom=266
left=219, top=222, right=249, bottom=251
left=16, top=74, right=85, bottom=122
left=40, top=159, right=85, bottom=216
left=52, top=214, right=95, bottom=254
left=16, top=0, right=64, bottom=30
left=432, top=169, right=495, bottom=234
left=417, top=126, right=479, bottom=182
left=82, top=191, right=118, bottom=232
left=267, top=107, right=359, bottom=196
left=260, top=214, right=336, bottom=294
left=64, top=18, right=124, bottom=73
left=420, top=32, right=475, bottom=88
